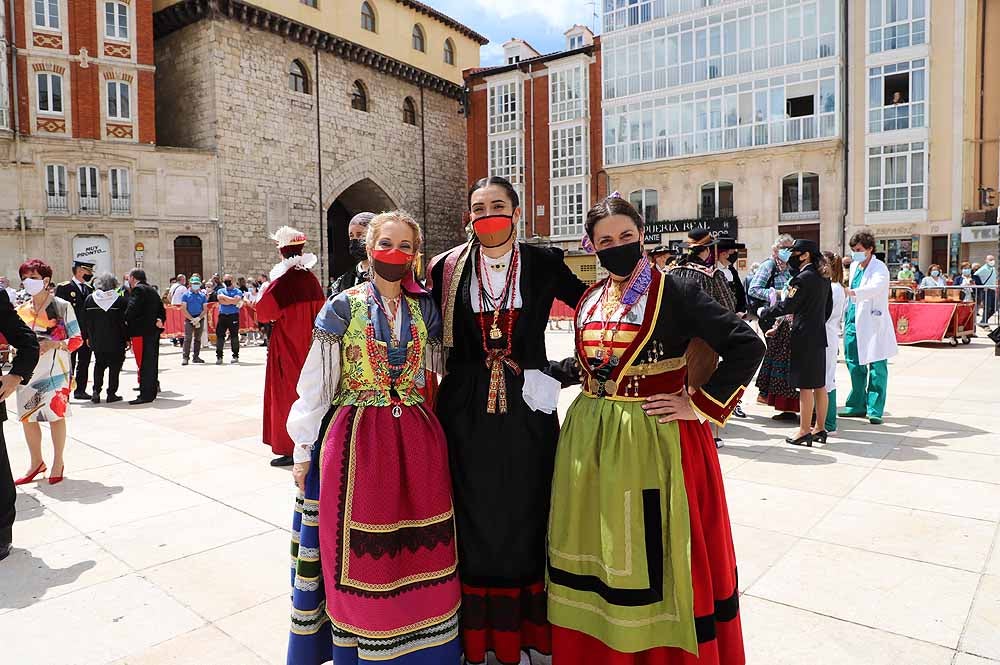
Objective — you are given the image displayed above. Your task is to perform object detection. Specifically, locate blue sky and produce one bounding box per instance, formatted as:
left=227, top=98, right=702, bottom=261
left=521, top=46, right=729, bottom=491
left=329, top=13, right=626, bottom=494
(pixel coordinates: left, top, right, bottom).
left=430, top=0, right=600, bottom=66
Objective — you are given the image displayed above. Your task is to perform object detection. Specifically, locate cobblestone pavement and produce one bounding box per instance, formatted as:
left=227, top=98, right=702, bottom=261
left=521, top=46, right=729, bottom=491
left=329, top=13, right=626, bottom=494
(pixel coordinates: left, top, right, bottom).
left=1, top=333, right=998, bottom=665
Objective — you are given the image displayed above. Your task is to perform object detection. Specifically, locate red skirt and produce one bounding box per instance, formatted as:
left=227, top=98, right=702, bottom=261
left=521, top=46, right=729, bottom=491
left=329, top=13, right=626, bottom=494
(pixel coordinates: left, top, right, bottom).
left=462, top=581, right=551, bottom=665
left=552, top=420, right=744, bottom=665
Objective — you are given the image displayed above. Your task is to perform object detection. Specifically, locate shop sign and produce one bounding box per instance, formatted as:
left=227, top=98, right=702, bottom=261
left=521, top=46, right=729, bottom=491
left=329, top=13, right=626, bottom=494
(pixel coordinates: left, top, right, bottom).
left=73, top=235, right=112, bottom=275
left=961, top=225, right=999, bottom=243
left=644, top=217, right=737, bottom=245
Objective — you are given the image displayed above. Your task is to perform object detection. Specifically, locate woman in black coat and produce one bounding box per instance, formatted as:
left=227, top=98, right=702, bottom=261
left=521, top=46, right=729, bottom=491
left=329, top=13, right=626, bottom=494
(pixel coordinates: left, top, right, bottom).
left=761, top=239, right=832, bottom=447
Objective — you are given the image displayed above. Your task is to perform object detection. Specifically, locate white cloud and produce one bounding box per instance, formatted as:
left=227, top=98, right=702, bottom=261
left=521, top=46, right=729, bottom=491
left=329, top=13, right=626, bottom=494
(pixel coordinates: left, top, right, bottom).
left=471, top=0, right=594, bottom=33
left=480, top=42, right=506, bottom=66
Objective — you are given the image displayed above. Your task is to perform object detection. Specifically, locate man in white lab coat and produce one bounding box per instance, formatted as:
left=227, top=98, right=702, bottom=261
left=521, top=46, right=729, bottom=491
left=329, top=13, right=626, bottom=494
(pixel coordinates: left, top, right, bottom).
left=840, top=230, right=898, bottom=424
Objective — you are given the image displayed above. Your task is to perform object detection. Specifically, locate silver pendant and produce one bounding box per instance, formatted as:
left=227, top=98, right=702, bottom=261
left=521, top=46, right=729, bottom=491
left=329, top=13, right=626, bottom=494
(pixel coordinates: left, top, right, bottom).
left=596, top=349, right=604, bottom=360
left=392, top=405, right=402, bottom=418
left=609, top=354, right=620, bottom=367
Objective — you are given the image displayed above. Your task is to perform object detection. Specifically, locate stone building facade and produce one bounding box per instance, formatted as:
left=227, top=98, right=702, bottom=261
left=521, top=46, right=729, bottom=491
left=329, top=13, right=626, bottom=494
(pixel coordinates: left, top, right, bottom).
left=0, top=0, right=218, bottom=286
left=153, top=0, right=484, bottom=283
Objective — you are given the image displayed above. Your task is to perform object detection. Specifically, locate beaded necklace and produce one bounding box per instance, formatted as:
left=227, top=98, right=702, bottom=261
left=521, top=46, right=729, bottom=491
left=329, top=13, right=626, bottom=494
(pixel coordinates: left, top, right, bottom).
left=364, top=287, right=422, bottom=417
left=583, top=261, right=649, bottom=371
left=477, top=244, right=520, bottom=344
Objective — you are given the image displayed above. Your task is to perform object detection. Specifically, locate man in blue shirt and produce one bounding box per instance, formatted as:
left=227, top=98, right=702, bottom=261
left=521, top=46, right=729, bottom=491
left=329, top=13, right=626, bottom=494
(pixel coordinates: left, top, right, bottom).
left=215, top=273, right=243, bottom=364
left=181, top=276, right=208, bottom=365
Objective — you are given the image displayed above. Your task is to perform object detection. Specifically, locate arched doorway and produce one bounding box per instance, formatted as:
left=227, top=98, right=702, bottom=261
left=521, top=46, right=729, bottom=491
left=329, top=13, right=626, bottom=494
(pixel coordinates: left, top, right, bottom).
left=328, top=179, right=396, bottom=280
left=174, top=236, right=204, bottom=278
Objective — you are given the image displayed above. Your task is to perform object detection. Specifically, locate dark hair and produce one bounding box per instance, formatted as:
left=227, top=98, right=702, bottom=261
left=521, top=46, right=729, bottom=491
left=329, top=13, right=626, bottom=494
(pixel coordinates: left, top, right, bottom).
left=280, top=245, right=303, bottom=259
left=468, top=176, right=520, bottom=210
left=19, top=258, right=52, bottom=280
left=849, top=230, right=876, bottom=250
left=585, top=196, right=645, bottom=240
left=129, top=269, right=147, bottom=283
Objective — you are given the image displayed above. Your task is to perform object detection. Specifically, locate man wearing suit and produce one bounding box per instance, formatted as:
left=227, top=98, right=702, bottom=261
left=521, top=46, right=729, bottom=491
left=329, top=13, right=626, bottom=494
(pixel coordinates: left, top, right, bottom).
left=124, top=269, right=166, bottom=405
left=0, top=289, right=40, bottom=561
left=841, top=230, right=899, bottom=425
left=54, top=260, right=95, bottom=400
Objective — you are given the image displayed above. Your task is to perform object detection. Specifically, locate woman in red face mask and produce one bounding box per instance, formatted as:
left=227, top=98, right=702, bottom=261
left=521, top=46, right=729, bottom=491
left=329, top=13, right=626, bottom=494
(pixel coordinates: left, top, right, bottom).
left=426, top=176, right=588, bottom=665
left=285, top=211, right=460, bottom=665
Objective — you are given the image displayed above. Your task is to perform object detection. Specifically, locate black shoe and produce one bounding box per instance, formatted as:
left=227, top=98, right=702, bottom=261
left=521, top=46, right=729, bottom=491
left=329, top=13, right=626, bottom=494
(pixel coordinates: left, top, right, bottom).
left=812, top=430, right=829, bottom=444
left=772, top=411, right=799, bottom=422
left=230, top=358, right=239, bottom=364
left=216, top=358, right=223, bottom=365
left=106, top=394, right=123, bottom=404
left=733, top=405, right=747, bottom=419
left=714, top=438, right=724, bottom=449
left=90, top=395, right=101, bottom=404
left=132, top=386, right=141, bottom=392
left=74, top=391, right=92, bottom=401
left=0, top=542, right=10, bottom=562
left=193, top=357, right=205, bottom=364
left=181, top=359, right=189, bottom=366
left=270, top=455, right=294, bottom=467
left=129, top=398, right=154, bottom=405
left=785, top=433, right=814, bottom=447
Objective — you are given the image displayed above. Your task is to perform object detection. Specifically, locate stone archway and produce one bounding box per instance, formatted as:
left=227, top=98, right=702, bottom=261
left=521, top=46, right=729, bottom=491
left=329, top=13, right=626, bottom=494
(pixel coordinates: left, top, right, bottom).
left=327, top=178, right=397, bottom=280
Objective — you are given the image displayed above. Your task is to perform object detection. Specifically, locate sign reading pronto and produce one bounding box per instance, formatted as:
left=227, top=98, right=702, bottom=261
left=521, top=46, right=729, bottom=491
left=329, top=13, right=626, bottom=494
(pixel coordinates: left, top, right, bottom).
left=643, top=217, right=737, bottom=245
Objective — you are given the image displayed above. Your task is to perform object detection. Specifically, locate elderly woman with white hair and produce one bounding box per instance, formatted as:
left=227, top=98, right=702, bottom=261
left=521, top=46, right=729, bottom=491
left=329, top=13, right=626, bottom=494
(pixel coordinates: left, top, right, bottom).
left=83, top=273, right=129, bottom=404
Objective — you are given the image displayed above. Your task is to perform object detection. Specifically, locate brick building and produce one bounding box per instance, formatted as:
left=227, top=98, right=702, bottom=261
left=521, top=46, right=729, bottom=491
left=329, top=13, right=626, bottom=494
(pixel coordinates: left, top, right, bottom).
left=0, top=0, right=218, bottom=286
left=152, top=0, right=486, bottom=283
left=464, top=26, right=603, bottom=283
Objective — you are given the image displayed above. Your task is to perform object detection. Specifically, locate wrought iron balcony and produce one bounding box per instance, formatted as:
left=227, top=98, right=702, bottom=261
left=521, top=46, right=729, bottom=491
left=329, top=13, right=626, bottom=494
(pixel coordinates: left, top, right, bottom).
left=46, top=193, right=69, bottom=214
left=110, top=194, right=131, bottom=214
left=79, top=195, right=101, bottom=215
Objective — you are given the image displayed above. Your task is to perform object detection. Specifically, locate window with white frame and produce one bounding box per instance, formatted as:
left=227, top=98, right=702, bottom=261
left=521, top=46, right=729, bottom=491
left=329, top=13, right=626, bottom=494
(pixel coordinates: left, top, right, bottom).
left=45, top=164, right=68, bottom=211
left=867, top=142, right=925, bottom=213
left=37, top=72, right=63, bottom=114
left=551, top=182, right=586, bottom=237
left=0, top=48, right=9, bottom=130
left=781, top=172, right=819, bottom=214
left=868, top=59, right=925, bottom=133
left=700, top=181, right=734, bottom=218
left=602, top=0, right=838, bottom=100
left=568, top=34, right=584, bottom=50
left=79, top=166, right=100, bottom=213
left=551, top=126, right=587, bottom=179
left=109, top=167, right=130, bottom=213
left=34, top=0, right=59, bottom=29
left=107, top=81, right=131, bottom=120
left=488, top=81, right=520, bottom=135
left=105, top=2, right=128, bottom=40
left=550, top=67, right=585, bottom=123
left=629, top=189, right=659, bottom=223
left=604, top=67, right=837, bottom=166
left=488, top=136, right=524, bottom=235
left=869, top=0, right=926, bottom=54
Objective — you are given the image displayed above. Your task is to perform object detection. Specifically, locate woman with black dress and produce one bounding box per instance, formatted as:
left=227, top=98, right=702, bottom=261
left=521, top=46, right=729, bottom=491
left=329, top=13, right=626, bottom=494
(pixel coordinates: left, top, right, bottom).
left=761, top=239, right=833, bottom=447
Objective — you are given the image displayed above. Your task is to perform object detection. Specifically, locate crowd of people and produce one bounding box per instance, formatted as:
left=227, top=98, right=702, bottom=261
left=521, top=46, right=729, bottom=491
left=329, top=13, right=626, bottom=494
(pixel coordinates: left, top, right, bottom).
left=0, top=171, right=997, bottom=665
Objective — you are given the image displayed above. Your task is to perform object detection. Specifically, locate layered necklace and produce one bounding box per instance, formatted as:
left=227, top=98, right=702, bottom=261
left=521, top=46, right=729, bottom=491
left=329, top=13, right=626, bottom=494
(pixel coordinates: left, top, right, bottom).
left=583, top=262, right=652, bottom=371
left=366, top=283, right=421, bottom=417
left=476, top=244, right=521, bottom=414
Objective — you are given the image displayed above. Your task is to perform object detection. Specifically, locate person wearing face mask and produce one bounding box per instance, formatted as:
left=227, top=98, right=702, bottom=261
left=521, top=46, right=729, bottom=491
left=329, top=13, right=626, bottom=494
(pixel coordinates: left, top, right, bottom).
left=648, top=245, right=674, bottom=272
left=285, top=211, right=460, bottom=665
left=125, top=269, right=166, bottom=405
left=840, top=231, right=898, bottom=425
left=54, top=260, right=96, bottom=401
left=180, top=276, right=208, bottom=365
left=427, top=175, right=587, bottom=665
left=82, top=273, right=129, bottom=404
left=918, top=264, right=947, bottom=293
left=716, top=237, right=748, bottom=315
left=956, top=262, right=976, bottom=302
left=213, top=273, right=244, bottom=365
left=12, top=259, right=83, bottom=486
left=547, top=195, right=763, bottom=665
left=330, top=212, right=376, bottom=296
left=759, top=241, right=833, bottom=446
left=975, top=255, right=997, bottom=326
left=254, top=226, right=326, bottom=467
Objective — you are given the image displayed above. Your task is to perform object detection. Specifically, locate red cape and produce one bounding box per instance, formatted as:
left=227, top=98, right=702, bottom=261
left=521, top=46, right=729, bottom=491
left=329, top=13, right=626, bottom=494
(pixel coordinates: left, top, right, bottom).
left=255, top=267, right=326, bottom=456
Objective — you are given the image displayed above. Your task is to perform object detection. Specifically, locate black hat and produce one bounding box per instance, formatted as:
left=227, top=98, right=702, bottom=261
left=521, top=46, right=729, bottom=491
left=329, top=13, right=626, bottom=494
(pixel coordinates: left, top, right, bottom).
left=683, top=227, right=718, bottom=249
left=717, top=236, right=745, bottom=251
left=649, top=245, right=673, bottom=256
left=72, top=259, right=96, bottom=270
left=791, top=239, right=821, bottom=257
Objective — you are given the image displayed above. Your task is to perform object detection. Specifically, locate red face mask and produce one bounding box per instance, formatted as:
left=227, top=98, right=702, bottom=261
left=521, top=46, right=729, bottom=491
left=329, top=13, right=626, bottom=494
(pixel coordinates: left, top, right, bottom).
left=472, top=214, right=515, bottom=248
left=370, top=247, right=413, bottom=283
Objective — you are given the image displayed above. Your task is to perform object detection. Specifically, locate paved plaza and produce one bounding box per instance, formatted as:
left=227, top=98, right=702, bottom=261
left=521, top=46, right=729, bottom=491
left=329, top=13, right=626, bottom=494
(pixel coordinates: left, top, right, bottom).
left=0, top=332, right=998, bottom=665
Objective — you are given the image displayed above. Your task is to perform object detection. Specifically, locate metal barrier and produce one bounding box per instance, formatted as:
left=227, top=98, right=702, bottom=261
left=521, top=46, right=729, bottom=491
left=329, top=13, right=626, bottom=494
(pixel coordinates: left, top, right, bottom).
left=892, top=283, right=999, bottom=328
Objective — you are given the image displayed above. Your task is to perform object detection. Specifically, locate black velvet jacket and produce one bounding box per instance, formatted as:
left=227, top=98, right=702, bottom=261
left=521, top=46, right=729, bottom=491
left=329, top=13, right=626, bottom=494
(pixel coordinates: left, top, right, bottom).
left=430, top=243, right=587, bottom=384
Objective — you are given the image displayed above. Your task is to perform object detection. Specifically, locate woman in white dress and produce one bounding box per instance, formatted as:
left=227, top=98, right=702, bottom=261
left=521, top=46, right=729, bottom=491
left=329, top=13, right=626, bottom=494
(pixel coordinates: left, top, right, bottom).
left=822, top=252, right=846, bottom=434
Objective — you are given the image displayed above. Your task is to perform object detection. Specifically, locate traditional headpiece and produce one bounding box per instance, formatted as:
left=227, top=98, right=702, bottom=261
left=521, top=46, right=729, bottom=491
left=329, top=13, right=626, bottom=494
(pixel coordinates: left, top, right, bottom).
left=72, top=259, right=96, bottom=270
left=684, top=227, right=718, bottom=249
left=271, top=226, right=307, bottom=249
left=649, top=245, right=674, bottom=256
left=717, top=236, right=746, bottom=251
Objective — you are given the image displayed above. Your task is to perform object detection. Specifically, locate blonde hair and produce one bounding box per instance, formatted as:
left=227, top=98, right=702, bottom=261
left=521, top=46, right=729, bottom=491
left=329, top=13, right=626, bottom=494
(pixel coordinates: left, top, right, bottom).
left=366, top=210, right=423, bottom=253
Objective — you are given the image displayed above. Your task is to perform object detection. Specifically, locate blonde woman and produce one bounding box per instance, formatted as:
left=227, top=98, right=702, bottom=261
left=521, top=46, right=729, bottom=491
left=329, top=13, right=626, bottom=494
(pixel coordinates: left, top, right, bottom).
left=285, top=211, right=459, bottom=664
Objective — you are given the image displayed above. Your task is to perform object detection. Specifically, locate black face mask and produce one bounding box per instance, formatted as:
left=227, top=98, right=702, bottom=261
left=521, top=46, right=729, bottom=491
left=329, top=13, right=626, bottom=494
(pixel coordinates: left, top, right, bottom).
left=82, top=273, right=93, bottom=283
left=597, top=242, right=644, bottom=278
left=787, top=254, right=803, bottom=272
left=349, top=239, right=368, bottom=262
left=224, top=280, right=233, bottom=287
left=726, top=252, right=737, bottom=265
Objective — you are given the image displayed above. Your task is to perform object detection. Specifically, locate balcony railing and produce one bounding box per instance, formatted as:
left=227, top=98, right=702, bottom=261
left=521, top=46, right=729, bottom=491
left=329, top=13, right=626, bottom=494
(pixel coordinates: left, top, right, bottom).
left=79, top=195, right=101, bottom=214
left=699, top=205, right=734, bottom=220
left=869, top=103, right=925, bottom=133
left=110, top=194, right=131, bottom=214
left=46, top=193, right=69, bottom=214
